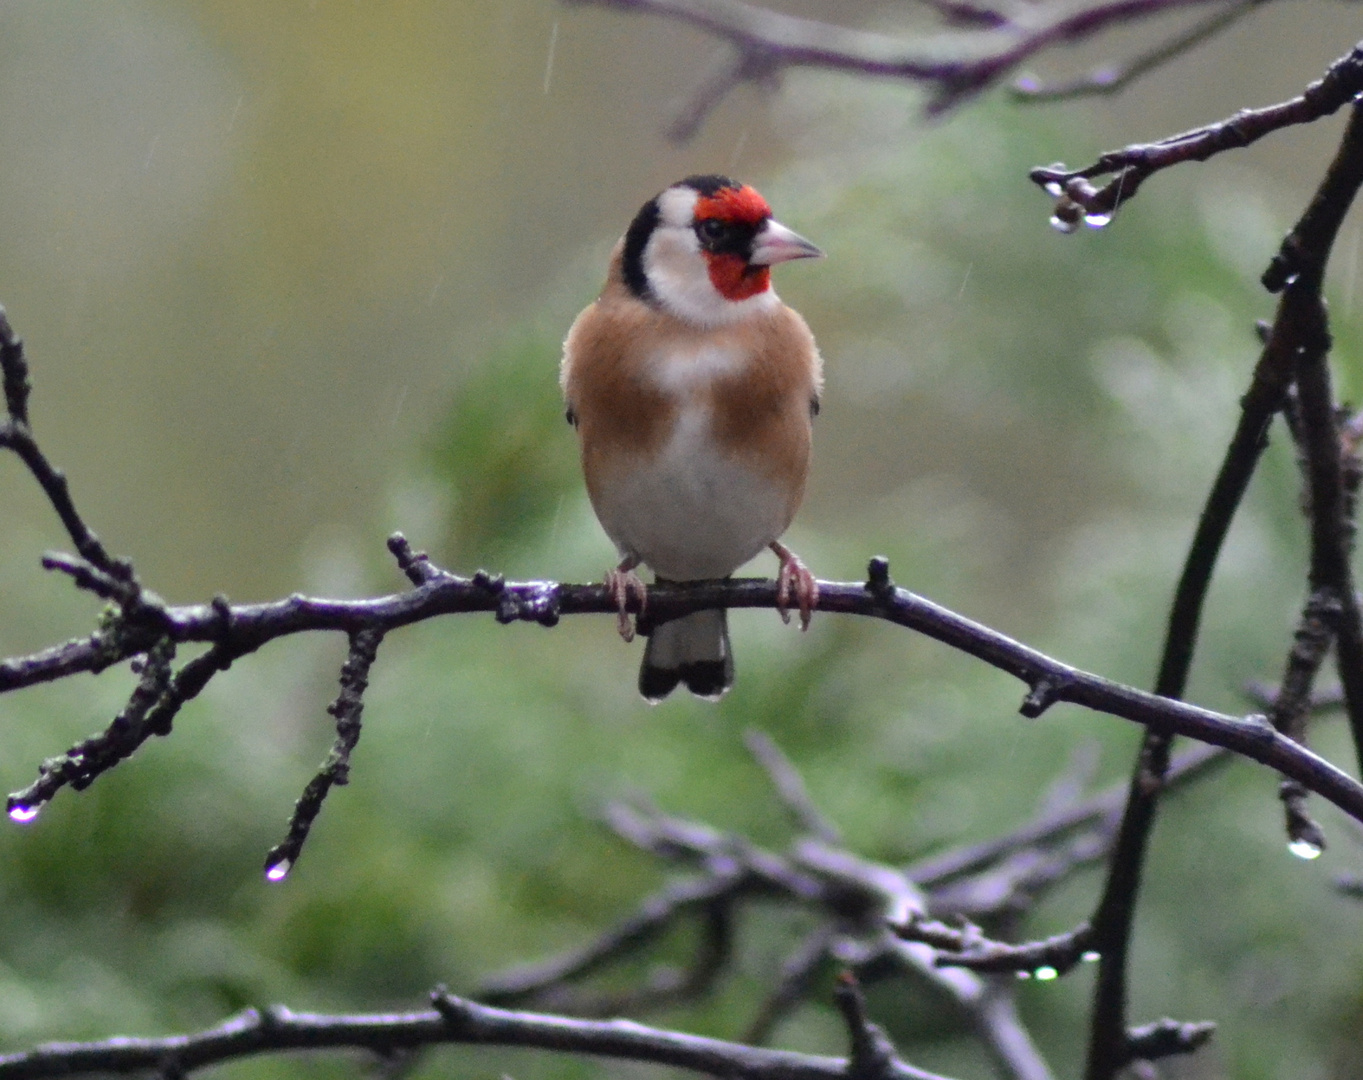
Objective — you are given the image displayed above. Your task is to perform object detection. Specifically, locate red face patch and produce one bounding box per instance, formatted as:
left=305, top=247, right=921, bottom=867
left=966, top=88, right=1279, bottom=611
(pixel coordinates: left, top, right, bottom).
left=704, top=254, right=771, bottom=302
left=695, top=184, right=773, bottom=301
left=693, top=184, right=771, bottom=226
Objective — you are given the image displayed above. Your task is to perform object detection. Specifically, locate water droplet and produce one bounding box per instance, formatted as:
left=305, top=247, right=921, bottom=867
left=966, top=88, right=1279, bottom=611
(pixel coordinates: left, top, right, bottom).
left=1287, top=838, right=1322, bottom=860
left=1049, top=215, right=1079, bottom=235
left=1015, top=970, right=1032, bottom=980
left=265, top=858, right=292, bottom=882
left=1082, top=951, right=1101, bottom=963
left=1084, top=212, right=1113, bottom=229
left=8, top=804, right=38, bottom=823
left=1044, top=181, right=1063, bottom=197
left=1034, top=966, right=1059, bottom=981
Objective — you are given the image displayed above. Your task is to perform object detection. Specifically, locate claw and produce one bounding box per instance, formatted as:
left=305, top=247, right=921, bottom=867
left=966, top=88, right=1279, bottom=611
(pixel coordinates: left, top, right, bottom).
left=771, top=542, right=818, bottom=631
left=604, top=560, right=647, bottom=643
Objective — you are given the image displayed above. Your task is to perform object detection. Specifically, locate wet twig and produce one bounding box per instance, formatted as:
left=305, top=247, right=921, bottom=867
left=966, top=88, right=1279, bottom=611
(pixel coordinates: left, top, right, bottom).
left=5, top=547, right=1360, bottom=831
left=1032, top=40, right=1363, bottom=229
left=1080, top=97, right=1363, bottom=1080
left=262, top=627, right=385, bottom=881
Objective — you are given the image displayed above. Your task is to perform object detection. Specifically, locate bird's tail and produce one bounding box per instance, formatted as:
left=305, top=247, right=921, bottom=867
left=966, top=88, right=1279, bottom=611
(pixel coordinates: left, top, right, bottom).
left=639, top=608, right=733, bottom=703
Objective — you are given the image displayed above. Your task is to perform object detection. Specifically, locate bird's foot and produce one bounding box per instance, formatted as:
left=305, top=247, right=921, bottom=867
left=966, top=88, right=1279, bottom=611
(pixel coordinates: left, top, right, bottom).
left=771, top=542, right=818, bottom=631
left=604, top=561, right=647, bottom=643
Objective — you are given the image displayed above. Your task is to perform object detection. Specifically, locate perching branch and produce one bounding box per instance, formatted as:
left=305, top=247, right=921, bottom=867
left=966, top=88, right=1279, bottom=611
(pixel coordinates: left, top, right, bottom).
left=7, top=549, right=1363, bottom=845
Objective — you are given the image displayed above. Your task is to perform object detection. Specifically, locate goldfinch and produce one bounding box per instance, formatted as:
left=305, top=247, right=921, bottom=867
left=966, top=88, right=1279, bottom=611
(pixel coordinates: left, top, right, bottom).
left=561, top=175, right=823, bottom=702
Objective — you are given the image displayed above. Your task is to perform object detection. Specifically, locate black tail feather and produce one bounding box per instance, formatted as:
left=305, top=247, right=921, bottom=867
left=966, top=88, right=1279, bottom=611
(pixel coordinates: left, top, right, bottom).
left=638, top=609, right=733, bottom=702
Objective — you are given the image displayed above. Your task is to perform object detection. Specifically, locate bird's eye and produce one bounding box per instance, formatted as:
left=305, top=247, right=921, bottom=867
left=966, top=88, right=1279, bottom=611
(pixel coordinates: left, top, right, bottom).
left=697, top=219, right=729, bottom=244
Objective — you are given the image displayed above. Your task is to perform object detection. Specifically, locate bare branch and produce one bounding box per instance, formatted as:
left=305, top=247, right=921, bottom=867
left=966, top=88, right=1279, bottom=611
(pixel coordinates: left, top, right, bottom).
left=263, top=626, right=385, bottom=880
left=0, top=310, right=156, bottom=618
left=0, top=307, right=30, bottom=425
left=1010, top=0, right=1260, bottom=102
left=745, top=729, right=842, bottom=844
left=906, top=743, right=1225, bottom=888
left=387, top=533, right=450, bottom=587
left=832, top=974, right=900, bottom=1080
left=895, top=917, right=1096, bottom=978
left=1082, top=96, right=1363, bottom=1080
left=1123, top=1018, right=1217, bottom=1065
left=5, top=558, right=1363, bottom=830
left=1032, top=40, right=1363, bottom=228
left=510, top=755, right=1062, bottom=1080
left=570, top=0, right=1246, bottom=136
left=476, top=872, right=743, bottom=1010
left=744, top=926, right=836, bottom=1044
left=0, top=988, right=959, bottom=1080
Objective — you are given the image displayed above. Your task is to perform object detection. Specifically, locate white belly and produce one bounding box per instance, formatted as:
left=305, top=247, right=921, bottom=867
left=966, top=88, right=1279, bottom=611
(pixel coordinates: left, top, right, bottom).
left=595, top=404, right=789, bottom=581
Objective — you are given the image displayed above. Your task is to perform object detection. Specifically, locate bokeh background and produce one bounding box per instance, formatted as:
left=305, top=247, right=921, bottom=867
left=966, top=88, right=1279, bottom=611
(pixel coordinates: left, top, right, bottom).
left=1, top=2, right=1362, bottom=1077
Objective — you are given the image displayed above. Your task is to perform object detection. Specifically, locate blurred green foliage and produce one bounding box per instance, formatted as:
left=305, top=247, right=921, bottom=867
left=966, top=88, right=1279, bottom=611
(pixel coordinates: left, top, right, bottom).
left=3, top=76, right=1363, bottom=1080
left=427, top=332, right=579, bottom=568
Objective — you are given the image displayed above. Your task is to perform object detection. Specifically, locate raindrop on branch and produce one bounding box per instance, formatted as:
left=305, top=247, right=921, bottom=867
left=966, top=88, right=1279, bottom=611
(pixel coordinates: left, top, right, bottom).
left=265, top=858, right=293, bottom=882
left=1287, top=838, right=1322, bottom=860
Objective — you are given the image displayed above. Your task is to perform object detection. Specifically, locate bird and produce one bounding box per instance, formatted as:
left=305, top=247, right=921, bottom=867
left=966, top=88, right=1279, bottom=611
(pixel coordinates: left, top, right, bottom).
left=560, top=174, right=824, bottom=702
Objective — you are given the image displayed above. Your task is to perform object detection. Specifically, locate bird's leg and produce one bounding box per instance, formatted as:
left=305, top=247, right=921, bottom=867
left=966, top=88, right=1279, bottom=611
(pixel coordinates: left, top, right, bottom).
left=770, top=541, right=818, bottom=631
left=604, top=556, right=647, bottom=643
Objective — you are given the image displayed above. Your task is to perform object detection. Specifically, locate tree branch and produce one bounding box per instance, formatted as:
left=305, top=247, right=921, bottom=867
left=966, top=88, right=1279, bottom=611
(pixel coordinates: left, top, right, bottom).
left=1081, top=95, right=1363, bottom=1080
left=6, top=559, right=1363, bottom=837
left=263, top=626, right=386, bottom=881
left=0, top=989, right=958, bottom=1080
left=1032, top=40, right=1363, bottom=229
left=1010, top=0, right=1261, bottom=102
left=570, top=0, right=1251, bottom=134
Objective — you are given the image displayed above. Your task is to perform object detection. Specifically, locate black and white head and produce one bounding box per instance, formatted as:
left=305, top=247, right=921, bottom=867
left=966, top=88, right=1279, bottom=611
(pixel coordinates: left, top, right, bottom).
left=620, top=175, right=822, bottom=328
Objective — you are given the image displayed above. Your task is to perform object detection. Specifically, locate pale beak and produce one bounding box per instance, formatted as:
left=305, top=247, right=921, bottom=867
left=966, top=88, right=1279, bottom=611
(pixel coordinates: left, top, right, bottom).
left=749, top=219, right=824, bottom=266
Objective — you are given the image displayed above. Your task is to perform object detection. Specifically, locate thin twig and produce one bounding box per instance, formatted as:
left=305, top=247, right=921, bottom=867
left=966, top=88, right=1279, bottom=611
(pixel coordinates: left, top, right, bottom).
left=906, top=743, right=1224, bottom=887
left=1010, top=0, right=1261, bottom=102
left=743, top=925, right=836, bottom=1044
left=745, top=729, right=843, bottom=844
left=263, top=626, right=385, bottom=880
left=477, top=873, right=745, bottom=1007
left=832, top=974, right=900, bottom=1080
left=1031, top=40, right=1363, bottom=225
left=570, top=0, right=1244, bottom=136
left=1123, top=1018, right=1217, bottom=1065
left=896, top=917, right=1096, bottom=976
